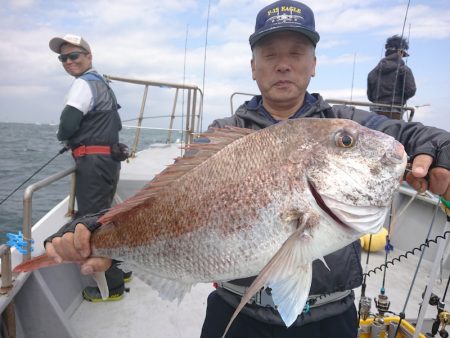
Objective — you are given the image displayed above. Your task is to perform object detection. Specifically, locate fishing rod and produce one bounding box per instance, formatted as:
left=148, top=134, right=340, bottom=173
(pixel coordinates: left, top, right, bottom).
left=375, top=0, right=413, bottom=317
left=363, top=1, right=414, bottom=334
left=414, top=206, right=450, bottom=338
left=357, top=179, right=417, bottom=326
left=372, top=0, right=412, bottom=120
left=391, top=199, right=441, bottom=338
left=359, top=199, right=450, bottom=337
left=358, top=233, right=374, bottom=325
left=422, top=272, right=450, bottom=337
left=388, top=0, right=411, bottom=116
left=357, top=198, right=399, bottom=335
left=364, top=222, right=450, bottom=278
left=399, top=23, right=412, bottom=117
left=0, top=146, right=68, bottom=206
left=339, top=194, right=446, bottom=335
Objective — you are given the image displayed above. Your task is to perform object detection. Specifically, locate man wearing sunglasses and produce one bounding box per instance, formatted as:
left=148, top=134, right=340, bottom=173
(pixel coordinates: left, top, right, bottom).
left=49, top=34, right=129, bottom=303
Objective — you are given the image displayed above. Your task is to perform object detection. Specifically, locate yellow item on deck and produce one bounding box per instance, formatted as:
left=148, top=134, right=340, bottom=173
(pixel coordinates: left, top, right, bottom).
left=359, top=316, right=426, bottom=338
left=360, top=227, right=388, bottom=252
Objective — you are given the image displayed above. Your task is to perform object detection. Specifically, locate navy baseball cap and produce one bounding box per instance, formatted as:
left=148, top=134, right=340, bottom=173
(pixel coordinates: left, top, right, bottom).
left=249, top=0, right=320, bottom=48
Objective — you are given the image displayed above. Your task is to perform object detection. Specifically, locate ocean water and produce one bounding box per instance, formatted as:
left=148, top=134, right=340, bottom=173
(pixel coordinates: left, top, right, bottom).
left=0, top=122, right=181, bottom=244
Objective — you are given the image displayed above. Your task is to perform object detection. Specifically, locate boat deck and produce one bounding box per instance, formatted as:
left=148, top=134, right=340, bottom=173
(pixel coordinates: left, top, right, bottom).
left=66, top=246, right=450, bottom=338
left=71, top=278, right=212, bottom=338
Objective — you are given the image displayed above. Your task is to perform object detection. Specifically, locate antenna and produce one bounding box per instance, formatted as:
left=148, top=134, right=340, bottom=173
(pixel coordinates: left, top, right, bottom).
left=181, top=24, right=189, bottom=149
left=400, top=23, right=412, bottom=110
left=400, top=0, right=411, bottom=41
left=200, top=0, right=211, bottom=132
left=389, top=0, right=411, bottom=111
left=350, top=52, right=357, bottom=101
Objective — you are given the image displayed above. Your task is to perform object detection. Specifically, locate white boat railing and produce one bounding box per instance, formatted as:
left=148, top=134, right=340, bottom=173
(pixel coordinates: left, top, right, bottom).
left=21, top=167, right=76, bottom=261
left=325, top=99, right=415, bottom=122
left=229, top=92, right=415, bottom=122
left=230, top=92, right=259, bottom=116
left=16, top=76, right=203, bottom=262
left=104, top=75, right=204, bottom=156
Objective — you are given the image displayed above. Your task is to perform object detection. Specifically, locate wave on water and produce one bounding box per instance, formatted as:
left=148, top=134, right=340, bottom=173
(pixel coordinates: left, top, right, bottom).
left=0, top=122, right=181, bottom=244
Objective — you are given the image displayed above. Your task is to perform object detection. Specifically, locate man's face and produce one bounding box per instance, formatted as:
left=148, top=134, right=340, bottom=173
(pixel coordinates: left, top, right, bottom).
left=59, top=44, right=92, bottom=77
left=251, top=31, right=316, bottom=108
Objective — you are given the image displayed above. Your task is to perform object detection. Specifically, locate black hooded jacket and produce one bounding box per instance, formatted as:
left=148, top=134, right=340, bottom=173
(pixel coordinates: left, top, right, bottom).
left=367, top=53, right=416, bottom=106
left=209, top=93, right=450, bottom=326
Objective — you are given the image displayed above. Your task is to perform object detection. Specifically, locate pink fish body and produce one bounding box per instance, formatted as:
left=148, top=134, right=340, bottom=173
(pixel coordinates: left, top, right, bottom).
left=15, top=118, right=406, bottom=336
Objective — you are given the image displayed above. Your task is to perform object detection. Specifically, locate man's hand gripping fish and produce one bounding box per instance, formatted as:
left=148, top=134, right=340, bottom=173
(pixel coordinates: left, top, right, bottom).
left=14, top=118, right=406, bottom=337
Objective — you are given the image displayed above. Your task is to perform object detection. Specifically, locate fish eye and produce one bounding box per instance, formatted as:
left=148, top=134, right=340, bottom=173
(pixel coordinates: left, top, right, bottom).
left=336, top=132, right=355, bottom=148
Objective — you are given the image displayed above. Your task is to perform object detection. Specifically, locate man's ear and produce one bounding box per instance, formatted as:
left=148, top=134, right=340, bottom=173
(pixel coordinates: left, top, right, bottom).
left=311, top=55, right=317, bottom=77
left=251, top=58, right=256, bottom=80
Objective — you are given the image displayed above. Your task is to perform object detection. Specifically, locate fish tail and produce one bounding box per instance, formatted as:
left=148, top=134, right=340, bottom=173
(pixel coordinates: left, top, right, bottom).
left=13, top=255, right=109, bottom=300
left=13, top=254, right=60, bottom=273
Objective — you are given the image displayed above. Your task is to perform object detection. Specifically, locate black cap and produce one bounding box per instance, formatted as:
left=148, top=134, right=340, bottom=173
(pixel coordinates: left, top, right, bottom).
left=249, top=0, right=320, bottom=48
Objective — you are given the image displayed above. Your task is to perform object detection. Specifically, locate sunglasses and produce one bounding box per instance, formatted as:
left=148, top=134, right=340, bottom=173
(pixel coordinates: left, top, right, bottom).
left=58, top=51, right=88, bottom=63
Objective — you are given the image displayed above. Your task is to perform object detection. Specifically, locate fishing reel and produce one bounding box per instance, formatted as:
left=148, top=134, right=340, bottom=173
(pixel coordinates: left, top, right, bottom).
left=425, top=291, right=449, bottom=337
left=427, top=310, right=450, bottom=338
left=374, top=291, right=391, bottom=317
left=359, top=296, right=372, bottom=320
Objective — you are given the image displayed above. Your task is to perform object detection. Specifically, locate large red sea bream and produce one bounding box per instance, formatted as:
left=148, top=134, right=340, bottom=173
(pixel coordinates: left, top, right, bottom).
left=15, top=118, right=407, bottom=337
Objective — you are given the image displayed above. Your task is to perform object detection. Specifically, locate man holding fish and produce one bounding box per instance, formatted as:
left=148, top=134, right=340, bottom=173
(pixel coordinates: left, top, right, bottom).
left=21, top=0, right=450, bottom=337
left=198, top=2, right=450, bottom=337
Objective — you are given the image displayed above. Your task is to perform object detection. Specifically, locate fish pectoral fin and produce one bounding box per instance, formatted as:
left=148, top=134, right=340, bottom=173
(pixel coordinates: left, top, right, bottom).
left=221, top=230, right=314, bottom=337
left=270, top=263, right=312, bottom=326
left=93, top=272, right=109, bottom=300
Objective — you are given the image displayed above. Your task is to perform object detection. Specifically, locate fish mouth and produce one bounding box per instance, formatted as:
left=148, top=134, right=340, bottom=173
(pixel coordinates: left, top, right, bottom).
left=307, top=178, right=348, bottom=229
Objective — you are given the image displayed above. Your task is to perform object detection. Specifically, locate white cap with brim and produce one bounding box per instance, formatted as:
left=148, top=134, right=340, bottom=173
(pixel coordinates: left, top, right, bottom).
left=49, top=34, right=91, bottom=54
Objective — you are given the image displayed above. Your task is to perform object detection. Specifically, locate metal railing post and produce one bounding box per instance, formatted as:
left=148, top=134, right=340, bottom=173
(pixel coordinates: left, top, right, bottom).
left=66, top=172, right=77, bottom=218
left=167, top=88, right=179, bottom=144
left=22, top=166, right=76, bottom=262
left=0, top=245, right=13, bottom=291
left=131, top=85, right=149, bottom=156
left=230, top=92, right=258, bottom=115
left=189, top=89, right=197, bottom=143
left=185, top=89, right=192, bottom=145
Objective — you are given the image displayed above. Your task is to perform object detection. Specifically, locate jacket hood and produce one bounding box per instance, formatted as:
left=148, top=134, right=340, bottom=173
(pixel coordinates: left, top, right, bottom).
left=379, top=53, right=406, bottom=74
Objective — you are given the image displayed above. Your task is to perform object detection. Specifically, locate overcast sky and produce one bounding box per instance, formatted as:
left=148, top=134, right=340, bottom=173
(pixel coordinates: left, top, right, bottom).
left=1, top=0, right=450, bottom=132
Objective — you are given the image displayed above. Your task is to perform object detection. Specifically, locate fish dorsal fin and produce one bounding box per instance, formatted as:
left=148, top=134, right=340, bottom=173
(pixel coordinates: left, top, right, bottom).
left=98, top=126, right=255, bottom=224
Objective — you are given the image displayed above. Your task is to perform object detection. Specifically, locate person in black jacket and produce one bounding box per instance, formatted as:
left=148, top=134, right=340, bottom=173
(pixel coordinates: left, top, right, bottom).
left=367, top=35, right=416, bottom=118
left=43, top=2, right=450, bottom=338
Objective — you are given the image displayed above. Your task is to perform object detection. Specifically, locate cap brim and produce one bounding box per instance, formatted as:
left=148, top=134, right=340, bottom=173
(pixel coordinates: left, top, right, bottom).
left=250, top=26, right=320, bottom=47
left=49, top=37, right=66, bottom=53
